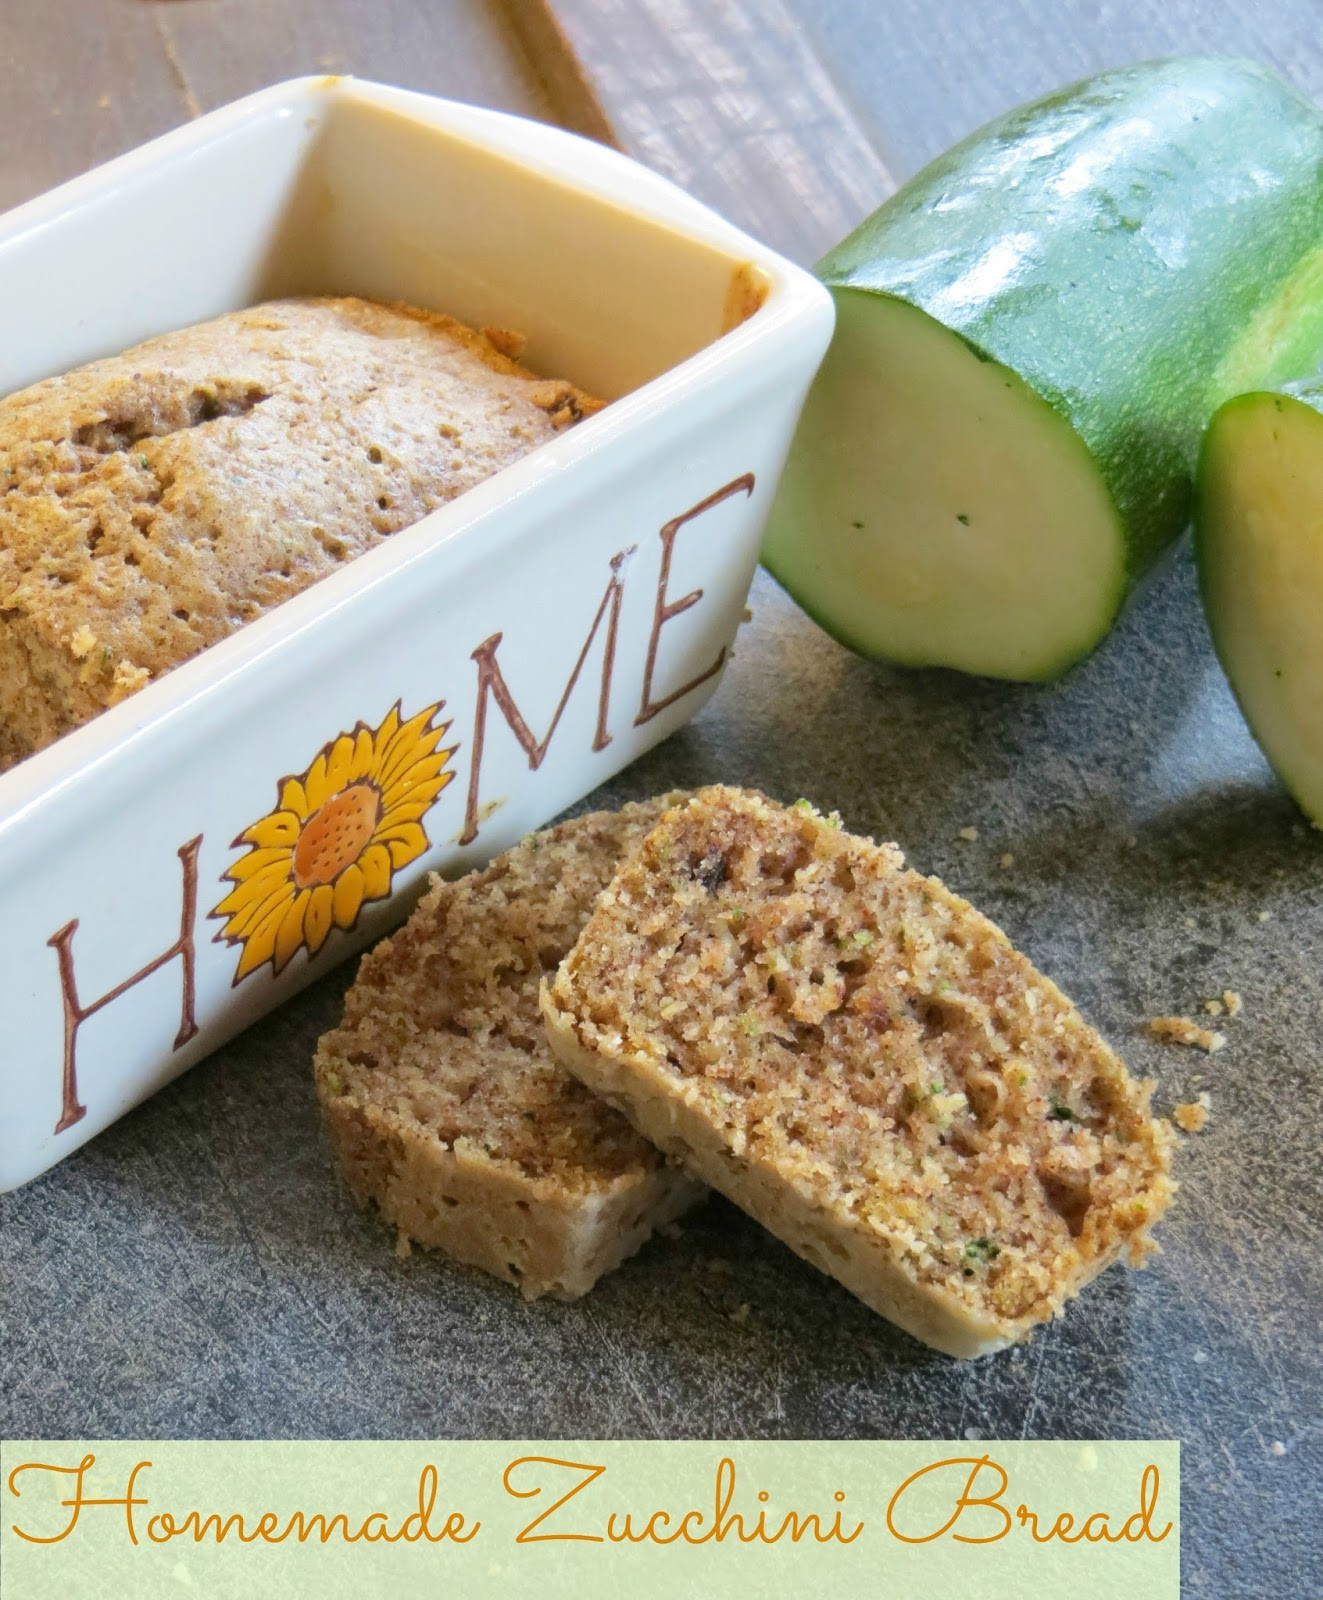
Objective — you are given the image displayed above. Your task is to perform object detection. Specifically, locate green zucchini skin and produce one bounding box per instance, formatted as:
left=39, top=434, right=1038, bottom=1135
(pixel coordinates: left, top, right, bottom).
left=769, top=57, right=1323, bottom=676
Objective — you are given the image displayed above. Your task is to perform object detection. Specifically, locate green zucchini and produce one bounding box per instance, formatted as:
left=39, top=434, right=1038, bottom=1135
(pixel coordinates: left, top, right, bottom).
left=1197, top=381, right=1323, bottom=825
left=764, top=58, right=1323, bottom=680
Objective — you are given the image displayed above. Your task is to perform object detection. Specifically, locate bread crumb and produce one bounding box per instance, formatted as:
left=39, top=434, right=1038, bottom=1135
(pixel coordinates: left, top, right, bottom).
left=1258, top=911, right=1273, bottom=923
left=1203, top=998, right=1224, bottom=1017
left=69, top=624, right=97, bottom=659
left=999, top=852, right=1015, bottom=869
left=1271, top=1440, right=1287, bottom=1457
left=1172, top=1094, right=1211, bottom=1134
left=1223, top=990, right=1243, bottom=1017
left=957, top=826, right=979, bottom=842
left=1149, top=1016, right=1226, bottom=1053
left=109, top=659, right=150, bottom=702
left=741, top=606, right=753, bottom=623
left=1182, top=916, right=1196, bottom=930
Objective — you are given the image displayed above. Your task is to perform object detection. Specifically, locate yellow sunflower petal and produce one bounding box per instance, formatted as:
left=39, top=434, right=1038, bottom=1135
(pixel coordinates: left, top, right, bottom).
left=221, top=862, right=296, bottom=909
left=303, top=751, right=331, bottom=811
left=332, top=863, right=366, bottom=930
left=385, top=702, right=438, bottom=751
left=380, top=768, right=454, bottom=815
left=377, top=786, right=447, bottom=832
left=371, top=704, right=401, bottom=763
left=214, top=880, right=263, bottom=923
left=379, top=751, right=453, bottom=807
left=273, top=890, right=311, bottom=974
left=305, top=884, right=335, bottom=955
left=349, top=727, right=376, bottom=780
left=224, top=846, right=295, bottom=885
left=383, top=822, right=429, bottom=870
left=377, top=713, right=441, bottom=783
left=381, top=768, right=452, bottom=808
left=234, top=900, right=290, bottom=980
left=216, top=877, right=295, bottom=935
left=241, top=810, right=302, bottom=849
left=280, top=776, right=310, bottom=820
left=358, top=842, right=393, bottom=902
left=229, top=889, right=299, bottom=946
left=324, top=732, right=356, bottom=796
left=378, top=721, right=448, bottom=790
left=379, top=796, right=446, bottom=829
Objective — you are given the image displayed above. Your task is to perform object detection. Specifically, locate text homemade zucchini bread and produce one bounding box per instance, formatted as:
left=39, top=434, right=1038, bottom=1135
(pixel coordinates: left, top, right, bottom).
left=543, top=787, right=1175, bottom=1356
left=0, top=296, right=600, bottom=769
left=315, top=797, right=702, bottom=1300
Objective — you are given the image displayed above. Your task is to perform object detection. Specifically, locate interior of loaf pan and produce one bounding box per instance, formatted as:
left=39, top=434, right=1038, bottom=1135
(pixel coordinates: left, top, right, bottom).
left=0, top=78, right=768, bottom=407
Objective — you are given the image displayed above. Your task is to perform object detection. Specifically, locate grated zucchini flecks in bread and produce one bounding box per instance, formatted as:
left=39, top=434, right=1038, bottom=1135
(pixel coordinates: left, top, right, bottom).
left=542, top=787, right=1175, bottom=1356
left=314, top=796, right=701, bottom=1300
left=0, top=296, right=601, bottom=769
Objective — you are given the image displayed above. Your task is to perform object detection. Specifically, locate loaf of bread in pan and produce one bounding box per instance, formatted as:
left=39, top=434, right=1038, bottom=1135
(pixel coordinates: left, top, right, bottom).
left=314, top=796, right=702, bottom=1300
left=542, top=786, right=1175, bottom=1356
left=0, top=296, right=600, bottom=769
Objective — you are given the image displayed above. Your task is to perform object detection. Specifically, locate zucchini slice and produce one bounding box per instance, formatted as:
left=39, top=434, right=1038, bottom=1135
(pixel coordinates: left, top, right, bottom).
left=1197, top=383, right=1323, bottom=825
left=766, top=58, right=1323, bottom=680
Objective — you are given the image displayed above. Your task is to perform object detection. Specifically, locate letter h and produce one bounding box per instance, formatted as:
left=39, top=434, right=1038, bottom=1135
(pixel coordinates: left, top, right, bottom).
left=48, top=837, right=202, bottom=1134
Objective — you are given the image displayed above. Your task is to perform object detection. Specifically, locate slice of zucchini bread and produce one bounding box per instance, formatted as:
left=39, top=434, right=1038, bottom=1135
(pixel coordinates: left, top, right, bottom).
left=315, top=796, right=701, bottom=1300
left=542, top=786, right=1175, bottom=1355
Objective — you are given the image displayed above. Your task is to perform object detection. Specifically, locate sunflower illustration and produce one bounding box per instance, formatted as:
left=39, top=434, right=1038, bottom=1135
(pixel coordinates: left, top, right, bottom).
left=214, top=700, right=457, bottom=982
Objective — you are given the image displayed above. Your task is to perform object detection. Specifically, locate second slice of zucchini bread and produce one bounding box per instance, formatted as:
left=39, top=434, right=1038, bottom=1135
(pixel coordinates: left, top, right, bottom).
left=315, top=795, right=701, bottom=1300
left=542, top=786, right=1175, bottom=1355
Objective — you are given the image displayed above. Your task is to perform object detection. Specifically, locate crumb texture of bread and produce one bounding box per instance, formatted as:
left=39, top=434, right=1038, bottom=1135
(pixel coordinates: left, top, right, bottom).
left=0, top=296, right=601, bottom=768
left=314, top=795, right=700, bottom=1300
left=543, top=787, right=1175, bottom=1356
left=1172, top=1096, right=1211, bottom=1134
left=1149, top=1015, right=1226, bottom=1053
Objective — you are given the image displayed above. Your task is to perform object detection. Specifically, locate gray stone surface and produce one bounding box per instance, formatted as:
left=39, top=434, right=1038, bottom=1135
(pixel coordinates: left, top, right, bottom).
left=3, top=548, right=1320, bottom=1596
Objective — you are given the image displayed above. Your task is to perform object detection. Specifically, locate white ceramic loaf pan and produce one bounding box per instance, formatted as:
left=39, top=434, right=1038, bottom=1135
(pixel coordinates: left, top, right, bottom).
left=0, top=77, right=833, bottom=1190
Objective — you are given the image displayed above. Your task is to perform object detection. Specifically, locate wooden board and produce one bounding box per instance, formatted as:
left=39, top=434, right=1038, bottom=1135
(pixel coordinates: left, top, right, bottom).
left=0, top=0, right=554, bottom=212
left=505, top=0, right=895, bottom=260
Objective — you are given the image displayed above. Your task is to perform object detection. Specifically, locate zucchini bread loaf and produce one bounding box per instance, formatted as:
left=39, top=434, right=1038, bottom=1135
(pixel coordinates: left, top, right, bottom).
left=315, top=797, right=702, bottom=1300
left=543, top=787, right=1175, bottom=1356
left=0, top=296, right=600, bottom=769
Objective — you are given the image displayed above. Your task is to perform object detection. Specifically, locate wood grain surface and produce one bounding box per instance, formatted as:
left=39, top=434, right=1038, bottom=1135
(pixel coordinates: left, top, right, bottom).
left=0, top=9, right=1319, bottom=1600
left=0, top=0, right=553, bottom=212
left=507, top=0, right=895, bottom=259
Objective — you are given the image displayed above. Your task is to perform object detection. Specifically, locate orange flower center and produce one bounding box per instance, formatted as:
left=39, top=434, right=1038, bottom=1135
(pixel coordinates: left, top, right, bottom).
left=292, top=782, right=381, bottom=889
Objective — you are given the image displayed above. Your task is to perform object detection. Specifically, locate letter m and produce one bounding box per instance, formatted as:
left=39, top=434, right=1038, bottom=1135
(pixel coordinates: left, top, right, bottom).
left=460, top=547, right=632, bottom=845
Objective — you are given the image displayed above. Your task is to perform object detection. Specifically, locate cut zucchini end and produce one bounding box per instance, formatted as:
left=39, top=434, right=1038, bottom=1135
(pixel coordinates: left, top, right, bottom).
left=763, top=290, right=1127, bottom=681
left=1197, top=390, right=1323, bottom=825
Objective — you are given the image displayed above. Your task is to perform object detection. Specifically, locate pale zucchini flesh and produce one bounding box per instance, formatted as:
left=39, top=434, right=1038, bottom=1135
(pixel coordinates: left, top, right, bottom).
left=763, top=292, right=1125, bottom=680
left=1198, top=388, right=1323, bottom=824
